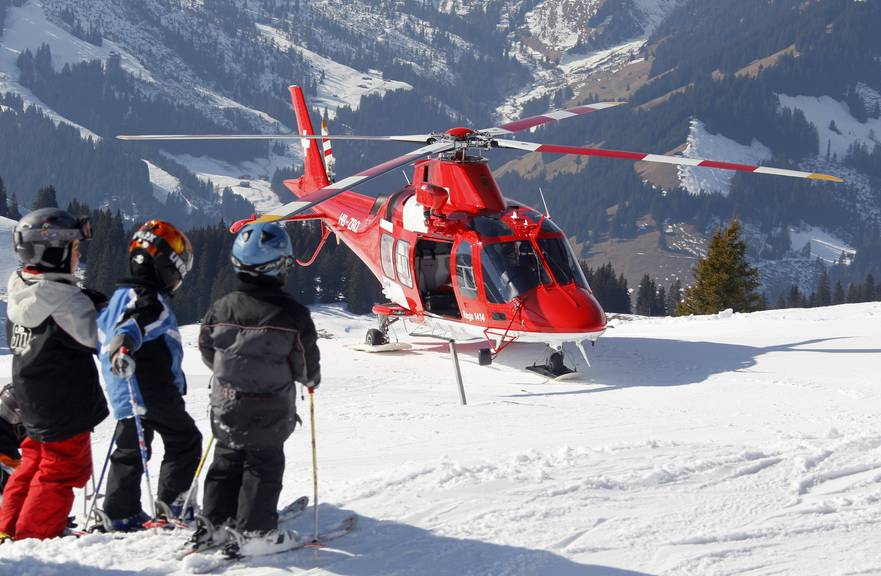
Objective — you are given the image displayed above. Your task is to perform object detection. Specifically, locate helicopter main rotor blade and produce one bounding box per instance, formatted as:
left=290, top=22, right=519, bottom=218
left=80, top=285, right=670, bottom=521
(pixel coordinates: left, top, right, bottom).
left=117, top=134, right=301, bottom=141
left=298, top=134, right=432, bottom=142
left=116, top=133, right=433, bottom=142
left=254, top=140, right=455, bottom=223
left=481, top=102, right=625, bottom=137
left=495, top=139, right=845, bottom=183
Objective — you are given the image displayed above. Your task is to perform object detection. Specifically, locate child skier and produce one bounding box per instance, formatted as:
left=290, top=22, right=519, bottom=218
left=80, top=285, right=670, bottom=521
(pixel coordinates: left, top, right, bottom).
left=196, top=221, right=320, bottom=554
left=0, top=385, right=25, bottom=497
left=0, top=208, right=109, bottom=540
left=97, top=219, right=202, bottom=531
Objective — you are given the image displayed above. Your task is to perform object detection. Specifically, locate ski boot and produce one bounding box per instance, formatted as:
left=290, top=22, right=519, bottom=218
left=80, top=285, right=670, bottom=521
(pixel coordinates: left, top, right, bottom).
left=189, top=515, right=229, bottom=551
left=222, top=527, right=302, bottom=559
left=0, top=530, right=12, bottom=544
left=93, top=510, right=150, bottom=533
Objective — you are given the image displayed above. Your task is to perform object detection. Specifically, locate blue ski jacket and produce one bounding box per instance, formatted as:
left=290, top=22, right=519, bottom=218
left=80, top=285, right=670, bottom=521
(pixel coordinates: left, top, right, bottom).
left=97, top=279, right=186, bottom=419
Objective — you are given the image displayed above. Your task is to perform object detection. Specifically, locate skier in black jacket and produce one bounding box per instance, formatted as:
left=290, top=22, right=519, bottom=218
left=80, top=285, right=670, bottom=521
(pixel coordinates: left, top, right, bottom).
left=0, top=208, right=108, bottom=540
left=97, top=219, right=201, bottom=531
left=197, top=221, right=320, bottom=552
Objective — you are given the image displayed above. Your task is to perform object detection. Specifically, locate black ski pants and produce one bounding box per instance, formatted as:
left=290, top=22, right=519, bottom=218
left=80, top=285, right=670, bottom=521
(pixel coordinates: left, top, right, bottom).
left=103, top=397, right=202, bottom=520
left=202, top=443, right=285, bottom=533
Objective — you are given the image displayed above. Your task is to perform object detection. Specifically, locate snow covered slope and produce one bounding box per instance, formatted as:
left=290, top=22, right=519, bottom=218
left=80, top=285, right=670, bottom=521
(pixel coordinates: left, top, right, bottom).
left=499, top=0, right=684, bottom=121
left=678, top=119, right=772, bottom=197
left=2, top=302, right=881, bottom=574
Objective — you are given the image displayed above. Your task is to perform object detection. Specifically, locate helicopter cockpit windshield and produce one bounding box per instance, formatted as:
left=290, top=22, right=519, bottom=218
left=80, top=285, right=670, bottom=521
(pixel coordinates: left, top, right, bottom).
left=481, top=240, right=551, bottom=304
left=535, top=237, right=589, bottom=289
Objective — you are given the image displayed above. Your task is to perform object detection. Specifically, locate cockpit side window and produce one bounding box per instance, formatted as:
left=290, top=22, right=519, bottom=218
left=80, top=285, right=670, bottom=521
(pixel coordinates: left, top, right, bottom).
left=455, top=241, right=478, bottom=300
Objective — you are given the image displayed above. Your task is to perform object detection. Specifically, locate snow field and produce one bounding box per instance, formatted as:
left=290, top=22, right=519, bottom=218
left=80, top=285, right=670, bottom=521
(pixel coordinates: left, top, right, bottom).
left=0, top=300, right=880, bottom=574
left=678, top=119, right=772, bottom=197
left=779, top=93, right=881, bottom=160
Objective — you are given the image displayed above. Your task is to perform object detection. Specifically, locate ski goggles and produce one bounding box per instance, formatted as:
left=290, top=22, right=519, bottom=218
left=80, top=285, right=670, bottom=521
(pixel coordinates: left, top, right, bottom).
left=232, top=255, right=296, bottom=276
left=14, top=217, right=93, bottom=247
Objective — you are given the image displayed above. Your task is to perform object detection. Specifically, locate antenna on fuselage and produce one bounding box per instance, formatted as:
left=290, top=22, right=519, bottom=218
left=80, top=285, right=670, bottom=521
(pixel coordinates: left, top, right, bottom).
left=402, top=170, right=411, bottom=185
left=538, top=187, right=551, bottom=218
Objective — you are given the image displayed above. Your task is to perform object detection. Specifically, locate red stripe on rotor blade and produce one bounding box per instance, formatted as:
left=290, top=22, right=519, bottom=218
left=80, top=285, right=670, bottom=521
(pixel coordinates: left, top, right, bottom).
left=497, top=116, right=552, bottom=132
left=535, top=145, right=647, bottom=161
left=568, top=106, right=600, bottom=114
left=697, top=160, right=758, bottom=172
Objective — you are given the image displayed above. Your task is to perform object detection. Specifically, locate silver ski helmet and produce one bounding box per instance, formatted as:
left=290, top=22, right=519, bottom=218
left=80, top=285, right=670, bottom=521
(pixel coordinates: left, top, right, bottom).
left=13, top=207, right=92, bottom=272
left=231, top=221, right=294, bottom=279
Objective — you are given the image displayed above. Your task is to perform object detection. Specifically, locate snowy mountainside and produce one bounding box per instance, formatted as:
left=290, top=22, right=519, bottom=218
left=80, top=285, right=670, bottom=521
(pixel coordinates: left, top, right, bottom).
left=498, top=0, right=683, bottom=121
left=2, top=302, right=881, bottom=574
left=678, top=118, right=772, bottom=197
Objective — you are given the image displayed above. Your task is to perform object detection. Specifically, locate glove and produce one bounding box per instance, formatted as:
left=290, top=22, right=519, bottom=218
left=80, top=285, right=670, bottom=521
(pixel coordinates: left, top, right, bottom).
left=0, top=384, right=21, bottom=425
left=111, top=346, right=136, bottom=379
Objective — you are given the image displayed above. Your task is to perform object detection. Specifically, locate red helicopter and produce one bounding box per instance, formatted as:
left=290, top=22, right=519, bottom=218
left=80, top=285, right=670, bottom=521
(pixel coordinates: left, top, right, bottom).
left=120, top=86, right=842, bottom=377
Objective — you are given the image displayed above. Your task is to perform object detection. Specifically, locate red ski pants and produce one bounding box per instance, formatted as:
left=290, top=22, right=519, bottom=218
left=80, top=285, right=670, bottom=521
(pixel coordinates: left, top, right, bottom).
left=0, top=431, right=92, bottom=539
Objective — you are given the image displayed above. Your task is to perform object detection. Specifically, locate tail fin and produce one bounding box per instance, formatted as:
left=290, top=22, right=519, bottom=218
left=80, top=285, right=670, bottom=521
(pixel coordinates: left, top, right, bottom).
left=321, top=116, right=336, bottom=182
left=284, top=86, right=330, bottom=198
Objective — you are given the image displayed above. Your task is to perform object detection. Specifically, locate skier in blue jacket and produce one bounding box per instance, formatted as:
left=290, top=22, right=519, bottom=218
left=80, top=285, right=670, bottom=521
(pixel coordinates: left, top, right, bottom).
left=97, top=219, right=201, bottom=531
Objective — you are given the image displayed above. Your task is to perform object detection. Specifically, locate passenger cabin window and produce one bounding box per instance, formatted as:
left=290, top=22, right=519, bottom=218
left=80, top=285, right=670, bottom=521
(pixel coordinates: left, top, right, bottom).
left=381, top=234, right=395, bottom=279
left=395, top=239, right=412, bottom=287
left=455, top=241, right=478, bottom=300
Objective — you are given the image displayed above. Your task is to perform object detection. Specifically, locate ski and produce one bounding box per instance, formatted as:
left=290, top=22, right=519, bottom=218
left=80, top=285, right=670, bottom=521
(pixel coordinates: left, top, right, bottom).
left=184, top=513, right=357, bottom=574
left=175, top=495, right=310, bottom=560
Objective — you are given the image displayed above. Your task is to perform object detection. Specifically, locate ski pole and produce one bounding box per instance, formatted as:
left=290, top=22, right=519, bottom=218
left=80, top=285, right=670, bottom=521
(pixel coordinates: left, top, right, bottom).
left=179, top=433, right=214, bottom=521
left=308, top=386, right=319, bottom=543
left=125, top=374, right=156, bottom=519
left=83, top=434, right=115, bottom=532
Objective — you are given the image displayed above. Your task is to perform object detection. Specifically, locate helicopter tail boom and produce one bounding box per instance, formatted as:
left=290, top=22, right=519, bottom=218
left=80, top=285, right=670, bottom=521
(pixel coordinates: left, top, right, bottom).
left=285, top=85, right=331, bottom=198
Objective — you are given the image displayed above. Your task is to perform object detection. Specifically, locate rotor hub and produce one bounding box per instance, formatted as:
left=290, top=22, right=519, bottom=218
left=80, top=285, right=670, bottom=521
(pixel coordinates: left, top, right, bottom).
left=446, top=127, right=475, bottom=140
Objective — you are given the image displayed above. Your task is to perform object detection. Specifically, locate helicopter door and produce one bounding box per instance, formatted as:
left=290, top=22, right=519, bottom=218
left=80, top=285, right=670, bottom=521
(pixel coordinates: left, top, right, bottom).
left=415, top=239, right=460, bottom=318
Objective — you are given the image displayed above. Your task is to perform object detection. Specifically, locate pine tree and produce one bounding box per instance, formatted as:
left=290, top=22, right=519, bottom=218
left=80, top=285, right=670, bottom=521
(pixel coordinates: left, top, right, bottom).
left=583, top=262, right=631, bottom=314
left=635, top=274, right=656, bottom=316
left=676, top=219, right=762, bottom=315
left=815, top=268, right=831, bottom=307
left=8, top=191, right=21, bottom=220
left=0, top=176, right=8, bottom=218
left=32, top=185, right=59, bottom=210
left=788, top=285, right=805, bottom=308
left=865, top=273, right=878, bottom=302
left=833, top=281, right=845, bottom=305
left=846, top=282, right=862, bottom=303
left=655, top=285, right=667, bottom=316
left=666, top=279, right=683, bottom=314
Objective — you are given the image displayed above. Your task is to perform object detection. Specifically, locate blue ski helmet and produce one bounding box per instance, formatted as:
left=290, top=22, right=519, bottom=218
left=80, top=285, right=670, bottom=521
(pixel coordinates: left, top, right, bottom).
left=231, top=221, right=294, bottom=278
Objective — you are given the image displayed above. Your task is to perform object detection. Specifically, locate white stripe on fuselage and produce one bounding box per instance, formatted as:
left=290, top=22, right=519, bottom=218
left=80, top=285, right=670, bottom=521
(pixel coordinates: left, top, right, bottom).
left=403, top=314, right=605, bottom=346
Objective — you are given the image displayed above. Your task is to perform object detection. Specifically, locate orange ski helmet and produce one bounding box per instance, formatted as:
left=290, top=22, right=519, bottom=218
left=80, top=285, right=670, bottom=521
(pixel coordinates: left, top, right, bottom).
left=129, top=219, right=193, bottom=292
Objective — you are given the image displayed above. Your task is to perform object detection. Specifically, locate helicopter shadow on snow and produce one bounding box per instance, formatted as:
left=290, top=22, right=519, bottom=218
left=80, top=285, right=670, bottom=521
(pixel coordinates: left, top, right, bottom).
left=505, top=336, right=879, bottom=397
left=245, top=504, right=656, bottom=576
left=405, top=336, right=559, bottom=381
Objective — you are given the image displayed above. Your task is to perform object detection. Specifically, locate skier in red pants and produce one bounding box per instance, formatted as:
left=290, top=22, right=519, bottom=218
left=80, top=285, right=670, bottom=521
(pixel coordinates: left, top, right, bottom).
left=0, top=209, right=108, bottom=541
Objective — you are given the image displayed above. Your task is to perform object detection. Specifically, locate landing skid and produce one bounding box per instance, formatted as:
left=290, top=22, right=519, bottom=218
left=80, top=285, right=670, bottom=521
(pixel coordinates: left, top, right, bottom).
left=350, top=341, right=413, bottom=353
left=525, top=347, right=579, bottom=379
left=355, top=307, right=413, bottom=353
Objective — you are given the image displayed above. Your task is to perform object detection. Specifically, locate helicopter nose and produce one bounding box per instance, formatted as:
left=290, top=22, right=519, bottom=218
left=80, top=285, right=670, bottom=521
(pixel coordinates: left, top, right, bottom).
left=520, top=285, right=606, bottom=333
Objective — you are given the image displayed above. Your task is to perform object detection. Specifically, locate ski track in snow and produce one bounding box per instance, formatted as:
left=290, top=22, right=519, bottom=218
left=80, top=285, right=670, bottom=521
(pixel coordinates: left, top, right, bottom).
left=0, top=299, right=879, bottom=574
